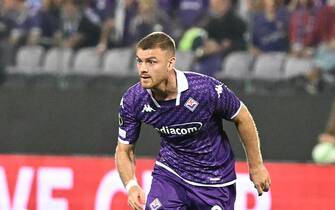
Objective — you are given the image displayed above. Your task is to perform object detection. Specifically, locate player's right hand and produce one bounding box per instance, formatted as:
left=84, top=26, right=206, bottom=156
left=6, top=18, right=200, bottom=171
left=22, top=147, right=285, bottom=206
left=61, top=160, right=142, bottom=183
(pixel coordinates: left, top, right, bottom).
left=128, top=185, right=146, bottom=210
left=249, top=164, right=271, bottom=196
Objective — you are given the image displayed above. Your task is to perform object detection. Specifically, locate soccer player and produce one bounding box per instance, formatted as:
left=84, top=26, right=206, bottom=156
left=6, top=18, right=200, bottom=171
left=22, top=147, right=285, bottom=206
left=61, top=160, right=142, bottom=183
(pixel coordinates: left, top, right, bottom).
left=115, top=32, right=271, bottom=210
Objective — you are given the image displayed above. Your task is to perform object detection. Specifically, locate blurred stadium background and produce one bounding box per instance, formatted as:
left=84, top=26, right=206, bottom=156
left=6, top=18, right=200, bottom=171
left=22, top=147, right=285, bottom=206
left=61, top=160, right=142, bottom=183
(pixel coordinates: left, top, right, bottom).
left=0, top=0, right=335, bottom=209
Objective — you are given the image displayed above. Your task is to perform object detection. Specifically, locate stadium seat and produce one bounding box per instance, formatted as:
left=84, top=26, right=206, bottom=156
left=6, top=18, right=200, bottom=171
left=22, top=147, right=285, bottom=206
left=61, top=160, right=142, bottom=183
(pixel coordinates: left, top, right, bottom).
left=101, top=48, right=136, bottom=77
left=9, top=45, right=45, bottom=74
left=251, top=52, right=287, bottom=81
left=175, top=51, right=194, bottom=71
left=72, top=47, right=102, bottom=75
left=216, top=51, right=254, bottom=80
left=43, top=47, right=73, bottom=74
left=283, top=56, right=314, bottom=79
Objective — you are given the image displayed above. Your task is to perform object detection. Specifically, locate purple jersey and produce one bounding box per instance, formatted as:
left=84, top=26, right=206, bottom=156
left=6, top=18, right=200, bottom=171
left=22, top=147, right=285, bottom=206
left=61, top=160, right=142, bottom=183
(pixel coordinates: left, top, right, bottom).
left=118, top=70, right=241, bottom=186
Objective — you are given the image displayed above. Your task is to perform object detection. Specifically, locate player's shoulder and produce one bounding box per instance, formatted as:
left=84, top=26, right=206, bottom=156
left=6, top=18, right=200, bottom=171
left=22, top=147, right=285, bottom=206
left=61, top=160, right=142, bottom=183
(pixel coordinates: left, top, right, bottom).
left=124, top=82, right=144, bottom=94
left=184, top=71, right=223, bottom=89
left=122, top=82, right=147, bottom=103
left=183, top=71, right=231, bottom=101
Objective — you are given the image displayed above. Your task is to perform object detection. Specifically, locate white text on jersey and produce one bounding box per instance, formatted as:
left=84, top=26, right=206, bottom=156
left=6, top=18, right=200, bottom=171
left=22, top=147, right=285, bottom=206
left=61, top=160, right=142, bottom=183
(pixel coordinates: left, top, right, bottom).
left=155, top=122, right=202, bottom=136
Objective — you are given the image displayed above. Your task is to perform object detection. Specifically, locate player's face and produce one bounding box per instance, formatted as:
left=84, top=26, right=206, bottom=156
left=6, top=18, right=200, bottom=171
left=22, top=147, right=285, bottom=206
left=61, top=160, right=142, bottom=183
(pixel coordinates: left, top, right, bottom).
left=136, top=47, right=175, bottom=89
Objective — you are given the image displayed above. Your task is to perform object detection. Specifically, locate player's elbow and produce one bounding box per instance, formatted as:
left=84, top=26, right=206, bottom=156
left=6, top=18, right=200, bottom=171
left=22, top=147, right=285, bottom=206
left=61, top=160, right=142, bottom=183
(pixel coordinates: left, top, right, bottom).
left=115, top=142, right=135, bottom=159
left=234, top=104, right=251, bottom=124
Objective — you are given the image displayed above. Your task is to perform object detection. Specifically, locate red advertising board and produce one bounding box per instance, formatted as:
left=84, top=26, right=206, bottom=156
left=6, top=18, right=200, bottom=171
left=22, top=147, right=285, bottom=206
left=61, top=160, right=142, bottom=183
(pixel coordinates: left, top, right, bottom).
left=0, top=154, right=334, bottom=210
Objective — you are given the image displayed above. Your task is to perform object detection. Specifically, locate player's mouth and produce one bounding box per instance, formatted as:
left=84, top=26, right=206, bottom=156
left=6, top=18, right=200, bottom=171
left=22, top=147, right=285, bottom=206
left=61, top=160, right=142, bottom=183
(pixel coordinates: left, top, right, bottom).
left=141, top=75, right=151, bottom=80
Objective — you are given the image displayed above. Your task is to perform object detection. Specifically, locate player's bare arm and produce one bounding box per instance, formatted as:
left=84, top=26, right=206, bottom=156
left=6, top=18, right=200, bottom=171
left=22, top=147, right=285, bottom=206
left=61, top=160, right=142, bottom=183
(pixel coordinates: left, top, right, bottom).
left=115, top=142, right=146, bottom=210
left=233, top=103, right=271, bottom=196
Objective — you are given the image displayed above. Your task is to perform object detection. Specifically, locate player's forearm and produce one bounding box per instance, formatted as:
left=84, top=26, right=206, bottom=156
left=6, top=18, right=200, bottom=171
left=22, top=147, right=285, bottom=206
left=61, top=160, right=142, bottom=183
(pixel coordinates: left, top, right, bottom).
left=115, top=145, right=137, bottom=186
left=238, top=122, right=263, bottom=168
left=235, top=106, right=264, bottom=168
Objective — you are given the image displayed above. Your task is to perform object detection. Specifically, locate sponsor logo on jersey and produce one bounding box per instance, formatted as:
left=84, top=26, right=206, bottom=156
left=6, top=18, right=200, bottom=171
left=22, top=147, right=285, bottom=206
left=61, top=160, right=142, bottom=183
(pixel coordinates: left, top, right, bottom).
left=215, top=84, right=223, bottom=98
left=155, top=122, right=202, bottom=136
left=184, top=97, right=199, bottom=112
left=150, top=198, right=162, bottom=210
left=142, top=104, right=156, bottom=113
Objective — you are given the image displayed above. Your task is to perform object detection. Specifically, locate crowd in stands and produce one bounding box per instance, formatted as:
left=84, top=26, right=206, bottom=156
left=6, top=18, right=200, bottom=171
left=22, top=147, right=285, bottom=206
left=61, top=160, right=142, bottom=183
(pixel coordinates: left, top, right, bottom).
left=0, top=0, right=334, bottom=93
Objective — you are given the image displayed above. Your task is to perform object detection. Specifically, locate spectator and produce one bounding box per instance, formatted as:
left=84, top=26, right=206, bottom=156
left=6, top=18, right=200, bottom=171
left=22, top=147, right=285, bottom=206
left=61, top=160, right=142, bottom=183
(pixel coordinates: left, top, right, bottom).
left=194, top=0, right=247, bottom=76
left=53, top=0, right=81, bottom=48
left=3, top=0, right=37, bottom=64
left=304, top=0, right=335, bottom=94
left=250, top=0, right=290, bottom=55
left=236, top=0, right=255, bottom=21
left=315, top=0, right=328, bottom=8
left=178, top=27, right=207, bottom=52
left=92, top=0, right=116, bottom=21
left=169, top=0, right=209, bottom=41
left=77, top=0, right=102, bottom=48
left=176, top=0, right=210, bottom=52
left=312, top=97, right=335, bottom=163
left=176, top=0, right=209, bottom=30
left=26, top=0, right=42, bottom=14
left=157, top=0, right=180, bottom=18
left=30, top=0, right=62, bottom=48
left=96, top=0, right=137, bottom=53
left=288, top=0, right=326, bottom=11
left=289, top=0, right=320, bottom=57
left=55, top=0, right=101, bottom=50
left=129, top=0, right=171, bottom=43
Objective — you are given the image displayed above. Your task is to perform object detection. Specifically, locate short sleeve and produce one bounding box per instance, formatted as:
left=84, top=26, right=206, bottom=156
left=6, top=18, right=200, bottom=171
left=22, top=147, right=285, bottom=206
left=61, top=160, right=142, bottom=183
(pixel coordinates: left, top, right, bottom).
left=210, top=78, right=242, bottom=120
left=118, top=92, right=141, bottom=144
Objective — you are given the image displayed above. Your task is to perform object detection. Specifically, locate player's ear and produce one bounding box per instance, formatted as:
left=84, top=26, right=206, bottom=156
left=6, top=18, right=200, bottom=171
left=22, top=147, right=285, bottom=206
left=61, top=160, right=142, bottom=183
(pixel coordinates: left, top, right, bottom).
left=168, top=56, right=176, bottom=70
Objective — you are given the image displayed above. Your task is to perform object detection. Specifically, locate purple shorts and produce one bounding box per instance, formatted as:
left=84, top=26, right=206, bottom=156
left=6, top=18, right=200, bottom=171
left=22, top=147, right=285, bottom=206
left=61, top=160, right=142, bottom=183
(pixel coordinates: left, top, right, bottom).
left=145, top=173, right=236, bottom=210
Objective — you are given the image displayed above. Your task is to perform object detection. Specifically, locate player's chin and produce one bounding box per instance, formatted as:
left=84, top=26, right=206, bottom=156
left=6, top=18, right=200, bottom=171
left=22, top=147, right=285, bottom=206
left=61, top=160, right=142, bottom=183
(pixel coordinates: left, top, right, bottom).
left=140, top=80, right=153, bottom=89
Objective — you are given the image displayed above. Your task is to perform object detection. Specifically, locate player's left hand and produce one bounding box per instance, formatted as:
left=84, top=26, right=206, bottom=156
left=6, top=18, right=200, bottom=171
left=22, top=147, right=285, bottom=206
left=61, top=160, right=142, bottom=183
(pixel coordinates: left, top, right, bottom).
left=128, top=185, right=146, bottom=210
left=249, top=164, right=271, bottom=196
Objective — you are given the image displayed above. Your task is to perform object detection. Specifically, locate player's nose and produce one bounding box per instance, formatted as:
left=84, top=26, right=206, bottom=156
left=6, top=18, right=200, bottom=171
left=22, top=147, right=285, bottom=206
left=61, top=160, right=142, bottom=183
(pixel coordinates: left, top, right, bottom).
left=138, top=64, right=148, bottom=73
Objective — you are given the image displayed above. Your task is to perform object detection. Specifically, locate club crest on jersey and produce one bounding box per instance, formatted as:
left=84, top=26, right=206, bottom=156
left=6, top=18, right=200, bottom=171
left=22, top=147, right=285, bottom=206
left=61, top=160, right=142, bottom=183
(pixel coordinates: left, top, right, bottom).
left=150, top=198, right=162, bottom=210
left=142, top=104, right=155, bottom=113
left=184, top=97, right=199, bottom=112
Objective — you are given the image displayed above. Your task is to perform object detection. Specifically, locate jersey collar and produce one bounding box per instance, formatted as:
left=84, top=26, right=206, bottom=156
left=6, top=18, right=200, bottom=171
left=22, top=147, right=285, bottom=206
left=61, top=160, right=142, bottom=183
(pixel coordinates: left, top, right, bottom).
left=147, top=69, right=189, bottom=107
left=176, top=69, right=189, bottom=93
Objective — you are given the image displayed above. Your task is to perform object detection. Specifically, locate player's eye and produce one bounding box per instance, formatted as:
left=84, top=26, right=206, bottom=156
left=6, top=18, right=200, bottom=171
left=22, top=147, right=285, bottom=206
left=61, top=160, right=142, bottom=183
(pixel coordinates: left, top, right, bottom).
left=136, top=58, right=143, bottom=64
left=148, top=60, right=157, bottom=64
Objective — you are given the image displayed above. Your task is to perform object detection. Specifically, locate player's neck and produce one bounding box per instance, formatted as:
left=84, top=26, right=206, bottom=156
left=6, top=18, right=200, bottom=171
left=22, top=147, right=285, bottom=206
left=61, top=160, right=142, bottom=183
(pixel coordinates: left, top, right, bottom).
left=152, top=70, right=177, bottom=101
